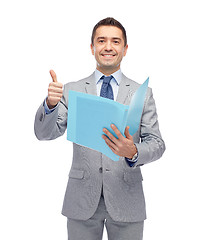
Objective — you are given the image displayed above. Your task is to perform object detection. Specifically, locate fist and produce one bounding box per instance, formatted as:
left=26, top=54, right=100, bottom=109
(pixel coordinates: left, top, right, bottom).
left=46, top=70, right=63, bottom=109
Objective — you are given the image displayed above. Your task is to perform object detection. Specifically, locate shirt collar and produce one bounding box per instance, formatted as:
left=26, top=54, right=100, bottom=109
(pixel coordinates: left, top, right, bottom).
left=95, top=69, right=122, bottom=86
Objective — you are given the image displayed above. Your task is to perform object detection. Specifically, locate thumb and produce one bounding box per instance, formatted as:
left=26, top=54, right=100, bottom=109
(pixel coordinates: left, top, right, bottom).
left=124, top=126, right=132, bottom=139
left=49, top=69, right=57, bottom=82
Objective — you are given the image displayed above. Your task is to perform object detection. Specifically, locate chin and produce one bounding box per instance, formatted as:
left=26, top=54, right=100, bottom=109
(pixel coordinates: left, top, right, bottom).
left=101, top=64, right=116, bottom=69
left=102, top=61, right=117, bottom=67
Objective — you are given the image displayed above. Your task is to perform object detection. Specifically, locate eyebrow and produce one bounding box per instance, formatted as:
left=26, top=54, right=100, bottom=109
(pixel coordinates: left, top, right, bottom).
left=97, top=37, right=122, bottom=41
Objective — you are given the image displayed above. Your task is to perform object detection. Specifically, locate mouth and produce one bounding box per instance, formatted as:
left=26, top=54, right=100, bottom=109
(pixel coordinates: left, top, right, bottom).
left=101, top=54, right=116, bottom=59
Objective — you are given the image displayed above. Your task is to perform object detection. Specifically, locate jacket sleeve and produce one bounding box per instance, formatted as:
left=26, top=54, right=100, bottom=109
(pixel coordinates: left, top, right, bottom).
left=34, top=85, right=68, bottom=141
left=133, top=88, right=166, bottom=167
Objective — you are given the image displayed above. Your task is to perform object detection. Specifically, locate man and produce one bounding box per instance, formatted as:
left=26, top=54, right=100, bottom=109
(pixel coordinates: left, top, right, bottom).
left=34, top=17, right=165, bottom=240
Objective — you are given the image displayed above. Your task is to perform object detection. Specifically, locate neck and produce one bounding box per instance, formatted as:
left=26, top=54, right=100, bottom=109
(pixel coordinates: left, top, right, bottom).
left=96, top=65, right=120, bottom=76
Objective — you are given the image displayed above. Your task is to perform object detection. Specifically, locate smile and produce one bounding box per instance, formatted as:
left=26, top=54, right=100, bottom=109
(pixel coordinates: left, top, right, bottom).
left=101, top=54, right=116, bottom=58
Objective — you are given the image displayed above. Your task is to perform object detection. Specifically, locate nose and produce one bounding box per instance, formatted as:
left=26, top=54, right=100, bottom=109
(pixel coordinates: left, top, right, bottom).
left=105, top=40, right=113, bottom=51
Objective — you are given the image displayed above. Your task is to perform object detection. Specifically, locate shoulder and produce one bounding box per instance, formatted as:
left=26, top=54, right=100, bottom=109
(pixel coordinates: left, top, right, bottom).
left=64, top=73, right=94, bottom=91
left=61, top=73, right=95, bottom=105
left=122, top=74, right=152, bottom=95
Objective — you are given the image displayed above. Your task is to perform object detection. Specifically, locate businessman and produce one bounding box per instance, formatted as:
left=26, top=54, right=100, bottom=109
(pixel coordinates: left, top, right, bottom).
left=34, top=17, right=165, bottom=240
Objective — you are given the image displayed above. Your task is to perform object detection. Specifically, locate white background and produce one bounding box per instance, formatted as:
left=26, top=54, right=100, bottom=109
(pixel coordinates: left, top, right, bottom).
left=0, top=0, right=208, bottom=239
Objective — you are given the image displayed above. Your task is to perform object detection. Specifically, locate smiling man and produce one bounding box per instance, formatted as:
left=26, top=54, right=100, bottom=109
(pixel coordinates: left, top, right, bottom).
left=34, top=17, right=165, bottom=240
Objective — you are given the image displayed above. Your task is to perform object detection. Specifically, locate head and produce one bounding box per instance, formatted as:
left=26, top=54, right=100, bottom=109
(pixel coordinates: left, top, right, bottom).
left=91, top=17, right=128, bottom=75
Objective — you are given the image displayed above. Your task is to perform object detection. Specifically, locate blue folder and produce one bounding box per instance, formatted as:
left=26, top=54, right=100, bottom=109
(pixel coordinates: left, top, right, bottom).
left=67, top=77, right=149, bottom=161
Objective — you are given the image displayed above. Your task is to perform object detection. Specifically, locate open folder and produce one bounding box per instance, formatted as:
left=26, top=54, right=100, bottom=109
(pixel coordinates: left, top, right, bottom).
left=67, top=77, right=149, bottom=161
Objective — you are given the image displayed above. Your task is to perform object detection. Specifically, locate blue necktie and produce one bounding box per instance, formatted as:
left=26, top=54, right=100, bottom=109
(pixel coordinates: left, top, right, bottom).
left=100, top=75, right=114, bottom=100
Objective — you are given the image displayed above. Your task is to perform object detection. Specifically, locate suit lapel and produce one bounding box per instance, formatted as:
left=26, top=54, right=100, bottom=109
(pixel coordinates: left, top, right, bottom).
left=116, top=73, right=132, bottom=105
left=84, top=72, right=97, bottom=95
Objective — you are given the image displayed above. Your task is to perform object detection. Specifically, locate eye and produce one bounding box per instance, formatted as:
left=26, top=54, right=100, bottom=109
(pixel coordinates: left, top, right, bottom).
left=98, top=39, right=105, bottom=43
left=113, top=40, right=120, bottom=44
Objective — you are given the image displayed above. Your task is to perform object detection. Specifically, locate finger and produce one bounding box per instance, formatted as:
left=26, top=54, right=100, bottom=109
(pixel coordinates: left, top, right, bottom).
left=48, top=92, right=63, bottom=98
left=124, top=126, right=132, bottom=139
left=49, top=69, right=57, bottom=83
left=102, top=135, right=118, bottom=152
left=103, top=128, right=119, bottom=144
left=110, top=124, right=123, bottom=140
left=106, top=142, right=118, bottom=155
left=48, top=96, right=62, bottom=101
left=48, top=83, right=63, bottom=92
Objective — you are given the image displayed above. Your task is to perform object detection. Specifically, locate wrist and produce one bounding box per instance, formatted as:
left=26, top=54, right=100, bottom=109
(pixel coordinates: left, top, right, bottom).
left=46, top=98, right=57, bottom=109
left=126, top=144, right=138, bottom=159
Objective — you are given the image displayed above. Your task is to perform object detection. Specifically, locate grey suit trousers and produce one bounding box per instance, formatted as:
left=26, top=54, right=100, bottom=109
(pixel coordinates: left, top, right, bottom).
left=67, top=190, right=144, bottom=240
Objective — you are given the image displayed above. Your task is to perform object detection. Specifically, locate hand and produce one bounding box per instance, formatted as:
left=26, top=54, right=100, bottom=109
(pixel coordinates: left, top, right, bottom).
left=102, top=124, right=137, bottom=159
left=46, top=70, right=63, bottom=109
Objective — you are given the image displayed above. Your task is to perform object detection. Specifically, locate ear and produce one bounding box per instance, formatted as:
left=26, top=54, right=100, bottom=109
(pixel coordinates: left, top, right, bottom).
left=123, top=44, right=128, bottom=57
left=90, top=44, right=94, bottom=55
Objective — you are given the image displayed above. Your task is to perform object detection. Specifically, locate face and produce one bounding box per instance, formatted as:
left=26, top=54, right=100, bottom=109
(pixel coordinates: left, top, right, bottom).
left=91, top=26, right=128, bottom=75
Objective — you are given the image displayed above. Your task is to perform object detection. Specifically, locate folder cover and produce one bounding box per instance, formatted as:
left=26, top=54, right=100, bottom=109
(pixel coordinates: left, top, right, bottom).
left=67, top=78, right=149, bottom=161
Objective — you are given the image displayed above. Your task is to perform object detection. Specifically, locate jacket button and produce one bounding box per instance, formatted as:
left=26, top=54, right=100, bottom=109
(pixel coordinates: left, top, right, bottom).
left=99, top=167, right=103, bottom=173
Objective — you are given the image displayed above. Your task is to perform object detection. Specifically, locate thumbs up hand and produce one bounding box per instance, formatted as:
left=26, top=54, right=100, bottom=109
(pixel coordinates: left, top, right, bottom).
left=46, top=70, right=63, bottom=109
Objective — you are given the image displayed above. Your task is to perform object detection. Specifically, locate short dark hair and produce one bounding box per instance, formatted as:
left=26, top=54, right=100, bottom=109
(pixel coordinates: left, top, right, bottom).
left=91, top=17, right=127, bottom=46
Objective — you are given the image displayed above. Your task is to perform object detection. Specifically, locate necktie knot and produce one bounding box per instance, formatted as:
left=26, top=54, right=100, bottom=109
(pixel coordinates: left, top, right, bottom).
left=101, top=75, right=113, bottom=84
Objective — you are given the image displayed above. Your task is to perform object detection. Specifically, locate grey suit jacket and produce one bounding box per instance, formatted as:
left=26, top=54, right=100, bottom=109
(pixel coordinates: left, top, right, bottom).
left=34, top=72, right=165, bottom=222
